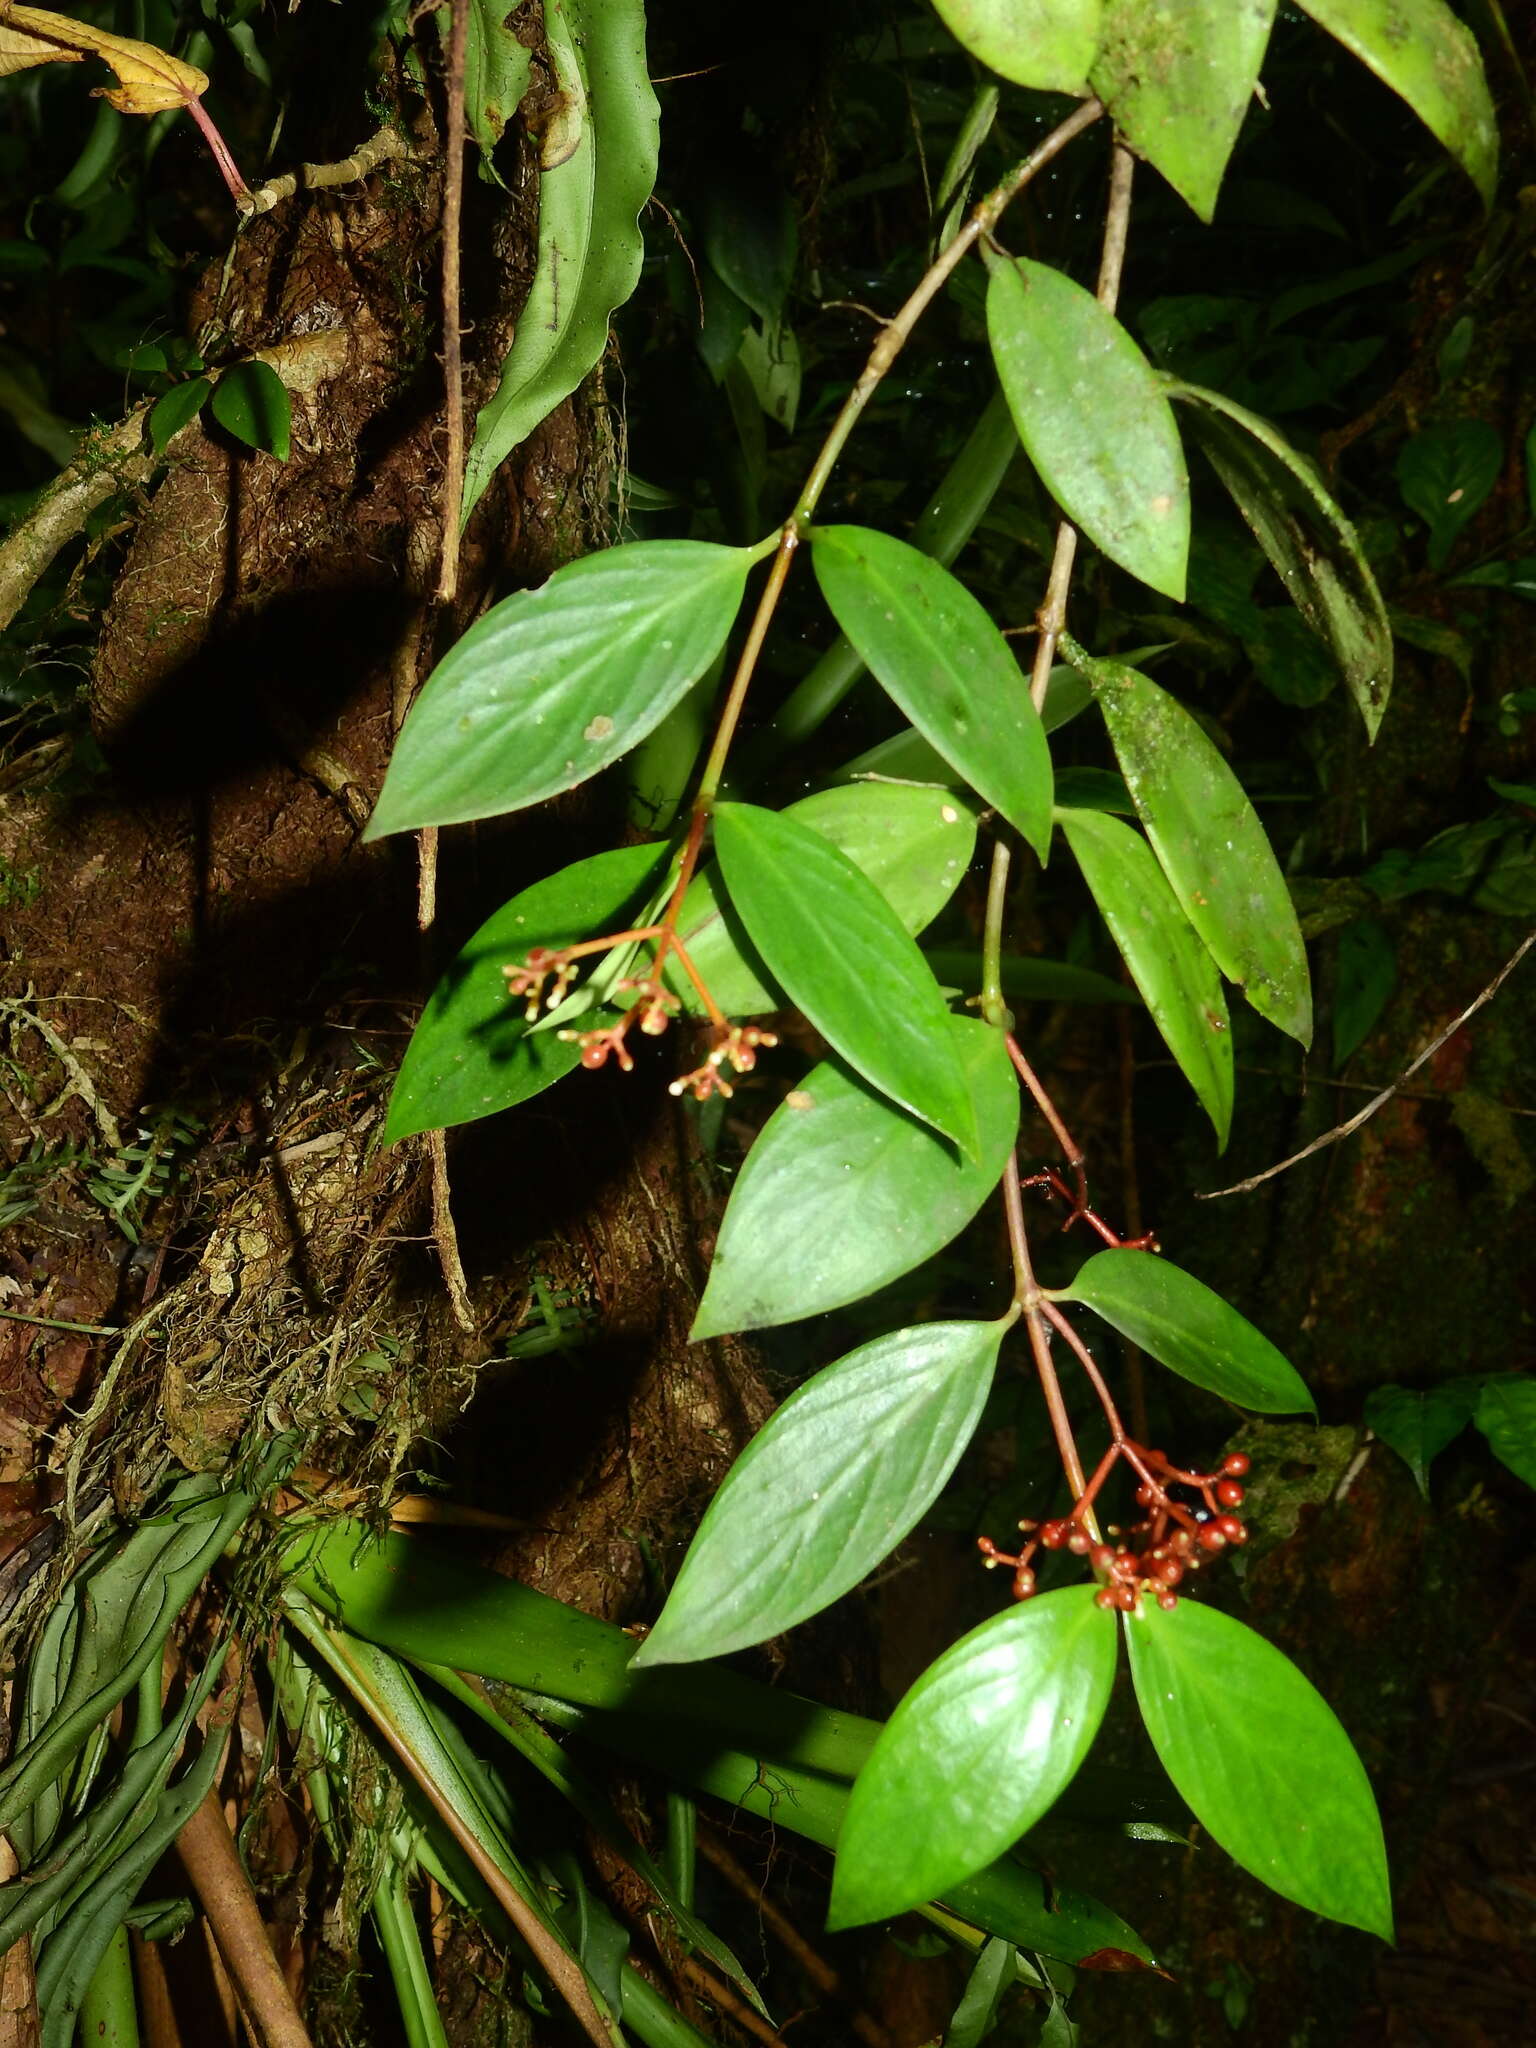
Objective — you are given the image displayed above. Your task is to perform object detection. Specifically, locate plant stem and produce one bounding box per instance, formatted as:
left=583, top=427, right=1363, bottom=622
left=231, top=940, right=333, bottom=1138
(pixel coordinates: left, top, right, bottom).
left=1002, top=1155, right=1092, bottom=1518
left=980, top=839, right=1012, bottom=1029
left=437, top=0, right=468, bottom=599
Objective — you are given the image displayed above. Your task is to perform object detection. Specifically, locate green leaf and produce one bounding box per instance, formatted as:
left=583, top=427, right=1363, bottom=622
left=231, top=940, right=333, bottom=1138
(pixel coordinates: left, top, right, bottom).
left=1333, top=917, right=1397, bottom=1066
left=146, top=375, right=210, bottom=454
left=1363, top=1382, right=1477, bottom=1497
left=1056, top=807, right=1233, bottom=1147
left=633, top=1320, right=1003, bottom=1667
left=462, top=0, right=534, bottom=176
left=1126, top=1599, right=1393, bottom=1938
left=209, top=359, right=290, bottom=461
left=384, top=845, right=665, bottom=1142
left=987, top=254, right=1190, bottom=601
left=945, top=1939, right=1018, bottom=2048
left=809, top=525, right=1053, bottom=859
left=927, top=0, right=1102, bottom=94
left=924, top=949, right=1139, bottom=1008
left=461, top=0, right=658, bottom=517
left=1395, top=420, right=1503, bottom=569
left=1091, top=1, right=1278, bottom=221
left=692, top=1019, right=1018, bottom=1338
left=1169, top=382, right=1394, bottom=739
left=1297, top=0, right=1497, bottom=208
left=829, top=1590, right=1118, bottom=1927
left=673, top=782, right=978, bottom=1018
left=712, top=803, right=975, bottom=1151
left=1068, top=643, right=1311, bottom=1044
left=1474, top=1376, right=1536, bottom=1487
left=368, top=541, right=759, bottom=837
left=698, top=169, right=796, bottom=331
left=1059, top=1250, right=1313, bottom=1414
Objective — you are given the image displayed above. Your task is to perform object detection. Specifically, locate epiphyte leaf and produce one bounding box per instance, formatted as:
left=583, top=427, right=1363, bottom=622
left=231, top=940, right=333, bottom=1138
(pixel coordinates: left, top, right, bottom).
left=1297, top=0, right=1497, bottom=207
left=633, top=1320, right=1003, bottom=1666
left=673, top=782, right=978, bottom=1018
left=1395, top=420, right=1503, bottom=570
left=209, top=359, right=291, bottom=462
left=368, top=540, right=760, bottom=837
left=1474, top=1376, right=1536, bottom=1488
left=461, top=0, right=534, bottom=175
left=1333, top=917, right=1397, bottom=1066
left=384, top=845, right=665, bottom=1142
left=986, top=251, right=1190, bottom=601
left=0, top=6, right=207, bottom=110
left=1092, top=1, right=1277, bottom=222
left=1126, top=1597, right=1393, bottom=1938
left=1055, top=806, right=1233, bottom=1147
left=810, top=524, right=1052, bottom=859
left=1068, top=640, right=1311, bottom=1044
left=1168, top=381, right=1393, bottom=739
left=1363, top=1382, right=1477, bottom=1498
left=713, top=802, right=976, bottom=1151
left=692, top=1019, right=1018, bottom=1338
left=147, top=376, right=210, bottom=454
left=1059, top=1250, right=1314, bottom=1414
left=829, top=1589, right=1118, bottom=1927
left=927, top=0, right=1102, bottom=94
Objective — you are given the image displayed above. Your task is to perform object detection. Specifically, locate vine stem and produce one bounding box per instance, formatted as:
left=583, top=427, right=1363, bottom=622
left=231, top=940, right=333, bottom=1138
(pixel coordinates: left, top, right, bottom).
left=1002, top=1155, right=1096, bottom=1533
left=437, top=0, right=469, bottom=603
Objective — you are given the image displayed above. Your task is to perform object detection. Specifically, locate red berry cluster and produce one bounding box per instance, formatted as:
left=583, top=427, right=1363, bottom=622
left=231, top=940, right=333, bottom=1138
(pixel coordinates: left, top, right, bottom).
left=978, top=1449, right=1252, bottom=1613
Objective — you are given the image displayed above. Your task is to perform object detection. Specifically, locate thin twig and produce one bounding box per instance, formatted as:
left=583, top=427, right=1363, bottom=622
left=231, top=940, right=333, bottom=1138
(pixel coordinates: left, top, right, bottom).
left=678, top=1957, right=786, bottom=2047
left=437, top=0, right=468, bottom=600
left=1200, top=928, right=1536, bottom=1199
left=237, top=126, right=415, bottom=216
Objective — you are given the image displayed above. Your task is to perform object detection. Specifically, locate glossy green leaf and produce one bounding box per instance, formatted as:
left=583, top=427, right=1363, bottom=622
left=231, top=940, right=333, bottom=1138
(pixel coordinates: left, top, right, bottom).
left=1169, top=382, right=1393, bottom=739
left=945, top=1939, right=1017, bottom=2048
left=713, top=803, right=975, bottom=1151
left=1395, top=420, right=1503, bottom=569
left=1056, top=807, right=1232, bottom=1147
left=1298, top=0, right=1497, bottom=207
left=829, top=1589, right=1117, bottom=1927
left=209, top=359, right=290, bottom=462
left=1069, top=642, right=1311, bottom=1044
left=673, top=783, right=977, bottom=1018
left=1474, top=1376, right=1536, bottom=1487
left=147, top=375, right=209, bottom=454
left=1092, top=1, right=1277, bottom=221
left=692, top=1019, right=1018, bottom=1338
left=634, top=1321, right=1003, bottom=1667
left=925, top=949, right=1139, bottom=1008
left=810, top=525, right=1053, bottom=858
left=928, top=0, right=1101, bottom=94
left=461, top=0, right=658, bottom=516
left=1363, top=1382, right=1477, bottom=1497
left=986, top=253, right=1190, bottom=601
left=462, top=0, right=534, bottom=175
left=369, top=541, right=760, bottom=837
left=384, top=845, right=664, bottom=1142
left=1333, top=917, right=1397, bottom=1066
left=1126, top=1598, right=1393, bottom=1938
left=1061, top=1250, right=1312, bottom=1413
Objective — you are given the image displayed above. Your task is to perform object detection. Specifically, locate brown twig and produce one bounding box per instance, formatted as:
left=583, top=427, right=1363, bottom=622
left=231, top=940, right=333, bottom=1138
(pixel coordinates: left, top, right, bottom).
left=176, top=1787, right=314, bottom=2048
left=1200, top=928, right=1536, bottom=1199
left=437, top=0, right=468, bottom=602
left=237, top=126, right=416, bottom=216
left=678, top=1957, right=786, bottom=2046
left=1116, top=1006, right=1148, bottom=1441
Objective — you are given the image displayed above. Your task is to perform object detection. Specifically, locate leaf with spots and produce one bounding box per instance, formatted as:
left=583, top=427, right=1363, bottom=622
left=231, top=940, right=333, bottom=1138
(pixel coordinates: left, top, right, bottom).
left=367, top=539, right=764, bottom=836
left=631, top=1320, right=1003, bottom=1666
left=928, top=0, right=1102, bottom=94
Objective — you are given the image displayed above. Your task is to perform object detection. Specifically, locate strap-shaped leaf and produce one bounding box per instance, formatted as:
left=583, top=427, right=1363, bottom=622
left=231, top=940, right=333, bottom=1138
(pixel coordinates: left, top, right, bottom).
left=1056, top=806, right=1232, bottom=1147
left=1091, top=2, right=1278, bottom=222
left=1363, top=1382, right=1477, bottom=1498
left=692, top=1019, right=1018, bottom=1338
left=809, top=525, right=1052, bottom=859
left=713, top=803, right=975, bottom=1151
left=1068, top=642, right=1311, bottom=1044
left=673, top=783, right=978, bottom=1018
left=1298, top=0, right=1496, bottom=208
left=987, top=253, right=1189, bottom=601
left=462, top=0, right=534, bottom=174
left=1474, top=1376, right=1536, bottom=1487
left=460, top=0, right=659, bottom=515
left=1058, top=1250, right=1313, bottom=1413
left=633, top=1320, right=1004, bottom=1667
left=1169, top=382, right=1393, bottom=738
left=829, top=1589, right=1117, bottom=1928
left=928, top=0, right=1101, bottom=96
left=384, top=845, right=665, bottom=1142
left=1126, top=1599, right=1393, bottom=1939
left=369, top=540, right=762, bottom=836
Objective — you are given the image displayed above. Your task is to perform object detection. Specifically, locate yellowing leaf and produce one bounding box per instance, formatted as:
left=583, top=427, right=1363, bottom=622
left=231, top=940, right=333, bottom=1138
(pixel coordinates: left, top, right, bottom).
left=0, top=5, right=208, bottom=111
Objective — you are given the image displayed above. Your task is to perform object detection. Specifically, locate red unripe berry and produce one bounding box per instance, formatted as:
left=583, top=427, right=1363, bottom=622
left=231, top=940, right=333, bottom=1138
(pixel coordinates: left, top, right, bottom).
left=1216, top=1514, right=1247, bottom=1544
left=1090, top=1544, right=1117, bottom=1572
left=1153, top=1557, right=1184, bottom=1586
left=1039, top=1520, right=1069, bottom=1550
left=1157, top=1589, right=1179, bottom=1610
left=1199, top=1524, right=1228, bottom=1552
left=1134, top=1484, right=1154, bottom=1506
left=1013, top=1567, right=1037, bottom=1599
left=1067, top=1527, right=1092, bottom=1555
left=1095, top=1588, right=1117, bottom=1611
left=1215, top=1479, right=1245, bottom=1508
left=1112, top=1583, right=1138, bottom=1611
left=1223, top=1453, right=1251, bottom=1478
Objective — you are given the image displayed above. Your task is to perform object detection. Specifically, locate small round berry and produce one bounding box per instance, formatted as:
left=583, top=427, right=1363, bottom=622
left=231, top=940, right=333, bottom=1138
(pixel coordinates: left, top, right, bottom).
left=1039, top=1520, right=1069, bottom=1550
left=1067, top=1527, right=1092, bottom=1555
left=1215, top=1479, right=1245, bottom=1508
left=1134, top=1484, right=1154, bottom=1507
left=1216, top=1514, right=1247, bottom=1544
left=1013, top=1567, right=1037, bottom=1598
left=1095, top=1588, right=1117, bottom=1611
left=1091, top=1544, right=1117, bottom=1572
left=1112, top=1583, right=1138, bottom=1611
left=1223, top=1453, right=1251, bottom=1478
left=1157, top=1589, right=1178, bottom=1610
left=1199, top=1524, right=1228, bottom=1553
left=1153, top=1556, right=1184, bottom=1586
